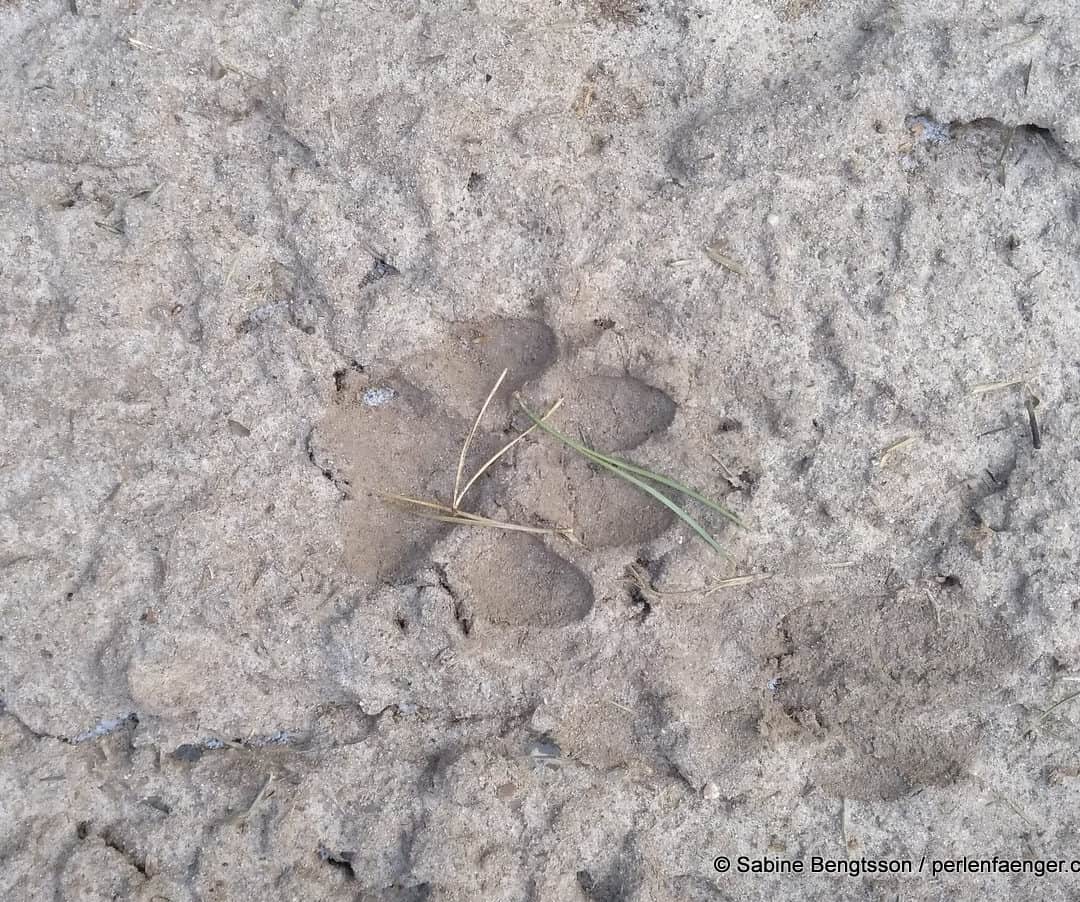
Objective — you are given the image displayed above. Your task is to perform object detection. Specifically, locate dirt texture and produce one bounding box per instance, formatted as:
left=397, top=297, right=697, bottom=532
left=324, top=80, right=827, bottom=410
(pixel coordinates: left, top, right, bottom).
left=2, top=1, right=1080, bottom=900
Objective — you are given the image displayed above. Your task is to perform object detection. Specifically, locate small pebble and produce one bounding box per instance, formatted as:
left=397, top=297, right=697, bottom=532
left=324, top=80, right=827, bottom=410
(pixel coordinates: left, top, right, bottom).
left=362, top=386, right=395, bottom=407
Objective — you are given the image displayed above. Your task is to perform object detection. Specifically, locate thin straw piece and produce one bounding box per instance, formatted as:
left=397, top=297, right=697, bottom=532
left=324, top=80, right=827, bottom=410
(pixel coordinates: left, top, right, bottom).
left=453, top=368, right=508, bottom=509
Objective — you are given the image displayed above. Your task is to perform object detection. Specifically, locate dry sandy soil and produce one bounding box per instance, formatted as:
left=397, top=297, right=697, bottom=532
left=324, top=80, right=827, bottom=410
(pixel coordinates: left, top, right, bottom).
left=2, top=1, right=1080, bottom=900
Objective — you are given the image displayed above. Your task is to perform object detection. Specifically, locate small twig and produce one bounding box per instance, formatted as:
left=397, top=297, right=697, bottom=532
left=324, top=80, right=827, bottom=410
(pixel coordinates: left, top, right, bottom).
left=453, top=368, right=508, bottom=510
left=970, top=378, right=1028, bottom=395
left=1025, top=396, right=1041, bottom=450
left=701, top=574, right=770, bottom=594
left=380, top=370, right=583, bottom=542
left=971, top=378, right=1043, bottom=449
left=126, top=36, right=165, bottom=52
left=989, top=787, right=1040, bottom=830
left=878, top=435, right=918, bottom=467
left=709, top=453, right=744, bottom=490
left=223, top=257, right=240, bottom=294
left=704, top=242, right=747, bottom=276
left=924, top=586, right=942, bottom=628
left=625, top=561, right=768, bottom=601
left=455, top=398, right=564, bottom=509
left=1035, top=689, right=1080, bottom=726
left=227, top=774, right=275, bottom=826
left=572, top=83, right=594, bottom=118
left=380, top=492, right=577, bottom=542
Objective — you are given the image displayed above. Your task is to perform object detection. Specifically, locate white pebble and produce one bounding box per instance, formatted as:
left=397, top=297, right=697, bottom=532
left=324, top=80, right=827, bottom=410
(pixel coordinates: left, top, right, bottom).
left=362, top=387, right=395, bottom=407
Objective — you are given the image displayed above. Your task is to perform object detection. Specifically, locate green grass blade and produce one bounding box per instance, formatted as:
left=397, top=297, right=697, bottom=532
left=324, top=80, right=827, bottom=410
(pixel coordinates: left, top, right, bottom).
left=516, top=398, right=744, bottom=529
left=587, top=450, right=727, bottom=555
left=571, top=445, right=744, bottom=529
left=517, top=398, right=729, bottom=555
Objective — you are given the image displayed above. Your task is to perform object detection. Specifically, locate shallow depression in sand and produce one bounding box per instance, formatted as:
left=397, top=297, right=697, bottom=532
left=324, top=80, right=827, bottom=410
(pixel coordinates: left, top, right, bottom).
left=450, top=531, right=594, bottom=629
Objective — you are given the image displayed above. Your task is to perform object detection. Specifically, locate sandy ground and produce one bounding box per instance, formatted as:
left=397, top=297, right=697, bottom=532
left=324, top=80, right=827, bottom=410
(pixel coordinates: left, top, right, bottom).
left=2, top=1, right=1080, bottom=899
